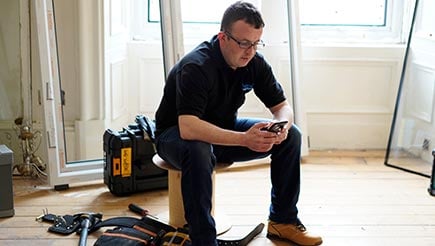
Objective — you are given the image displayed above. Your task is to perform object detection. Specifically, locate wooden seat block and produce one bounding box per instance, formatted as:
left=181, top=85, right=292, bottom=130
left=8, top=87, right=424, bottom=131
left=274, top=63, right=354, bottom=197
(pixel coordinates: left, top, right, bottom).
left=152, top=154, right=231, bottom=234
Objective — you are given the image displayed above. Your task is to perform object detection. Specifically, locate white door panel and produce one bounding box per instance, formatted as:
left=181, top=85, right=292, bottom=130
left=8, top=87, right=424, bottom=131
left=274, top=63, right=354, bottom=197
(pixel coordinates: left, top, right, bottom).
left=34, top=0, right=132, bottom=188
left=104, top=0, right=132, bottom=131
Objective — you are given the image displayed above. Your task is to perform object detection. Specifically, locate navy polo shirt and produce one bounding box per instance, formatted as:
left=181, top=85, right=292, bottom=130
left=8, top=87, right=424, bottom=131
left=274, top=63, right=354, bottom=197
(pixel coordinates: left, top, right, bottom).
left=155, top=35, right=286, bottom=137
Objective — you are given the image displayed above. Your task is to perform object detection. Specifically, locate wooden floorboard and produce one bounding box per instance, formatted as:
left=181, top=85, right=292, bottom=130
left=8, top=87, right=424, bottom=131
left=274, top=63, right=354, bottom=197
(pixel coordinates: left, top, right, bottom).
left=1, top=150, right=434, bottom=246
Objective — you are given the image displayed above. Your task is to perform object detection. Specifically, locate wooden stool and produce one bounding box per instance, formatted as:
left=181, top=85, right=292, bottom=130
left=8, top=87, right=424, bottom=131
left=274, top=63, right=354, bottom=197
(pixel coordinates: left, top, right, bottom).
left=152, top=154, right=232, bottom=235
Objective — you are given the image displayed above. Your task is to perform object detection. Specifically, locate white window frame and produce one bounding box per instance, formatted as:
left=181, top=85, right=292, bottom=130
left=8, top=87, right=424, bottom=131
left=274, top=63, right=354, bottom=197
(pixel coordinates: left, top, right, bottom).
left=299, top=0, right=409, bottom=44
left=131, top=0, right=410, bottom=45
left=130, top=0, right=261, bottom=43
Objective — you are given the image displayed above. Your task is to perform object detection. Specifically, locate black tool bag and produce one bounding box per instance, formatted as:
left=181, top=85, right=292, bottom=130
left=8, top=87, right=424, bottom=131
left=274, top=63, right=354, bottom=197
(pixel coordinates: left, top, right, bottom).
left=103, top=115, right=167, bottom=196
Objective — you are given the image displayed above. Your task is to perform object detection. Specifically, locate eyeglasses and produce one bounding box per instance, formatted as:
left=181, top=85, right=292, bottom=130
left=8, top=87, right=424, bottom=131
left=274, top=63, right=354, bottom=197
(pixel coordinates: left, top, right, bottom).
left=225, top=32, right=265, bottom=50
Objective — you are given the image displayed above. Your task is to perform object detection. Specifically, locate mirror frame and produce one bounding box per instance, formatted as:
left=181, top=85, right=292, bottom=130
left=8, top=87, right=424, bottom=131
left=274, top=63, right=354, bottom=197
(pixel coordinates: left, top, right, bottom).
left=384, top=0, right=432, bottom=178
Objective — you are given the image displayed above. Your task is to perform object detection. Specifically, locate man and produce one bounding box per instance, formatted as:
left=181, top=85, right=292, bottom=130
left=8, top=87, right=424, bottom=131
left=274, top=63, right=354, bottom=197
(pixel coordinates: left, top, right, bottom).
left=155, top=1, right=322, bottom=245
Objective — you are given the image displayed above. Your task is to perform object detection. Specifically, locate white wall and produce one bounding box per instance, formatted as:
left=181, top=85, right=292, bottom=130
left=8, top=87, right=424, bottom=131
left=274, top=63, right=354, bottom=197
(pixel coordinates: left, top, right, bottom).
left=302, top=45, right=404, bottom=149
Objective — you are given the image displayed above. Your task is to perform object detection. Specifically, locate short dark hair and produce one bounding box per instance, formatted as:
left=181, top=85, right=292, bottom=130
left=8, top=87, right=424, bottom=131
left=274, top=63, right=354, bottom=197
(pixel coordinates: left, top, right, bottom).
left=220, top=1, right=265, bottom=32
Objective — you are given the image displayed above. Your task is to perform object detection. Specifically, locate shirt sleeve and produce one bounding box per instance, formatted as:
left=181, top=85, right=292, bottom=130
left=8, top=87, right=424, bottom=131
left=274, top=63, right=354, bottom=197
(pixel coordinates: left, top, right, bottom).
left=175, top=64, right=209, bottom=118
left=252, top=56, right=287, bottom=108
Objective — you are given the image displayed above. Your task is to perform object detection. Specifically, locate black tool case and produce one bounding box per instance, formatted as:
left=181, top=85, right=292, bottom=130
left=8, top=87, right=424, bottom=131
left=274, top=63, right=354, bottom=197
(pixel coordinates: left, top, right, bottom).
left=103, top=123, right=167, bottom=196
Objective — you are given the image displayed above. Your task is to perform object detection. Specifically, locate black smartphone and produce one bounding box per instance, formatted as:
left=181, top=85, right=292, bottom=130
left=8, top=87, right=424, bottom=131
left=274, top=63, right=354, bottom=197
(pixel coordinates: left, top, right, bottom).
left=261, top=121, right=288, bottom=133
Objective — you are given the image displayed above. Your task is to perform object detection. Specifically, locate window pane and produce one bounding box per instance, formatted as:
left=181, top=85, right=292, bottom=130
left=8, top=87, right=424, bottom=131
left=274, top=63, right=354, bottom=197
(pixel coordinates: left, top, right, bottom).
left=149, top=0, right=259, bottom=23
left=299, top=0, right=387, bottom=26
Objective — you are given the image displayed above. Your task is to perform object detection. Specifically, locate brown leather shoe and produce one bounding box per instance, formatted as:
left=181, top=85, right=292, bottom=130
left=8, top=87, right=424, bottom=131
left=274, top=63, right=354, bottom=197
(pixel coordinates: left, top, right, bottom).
left=267, top=220, right=323, bottom=245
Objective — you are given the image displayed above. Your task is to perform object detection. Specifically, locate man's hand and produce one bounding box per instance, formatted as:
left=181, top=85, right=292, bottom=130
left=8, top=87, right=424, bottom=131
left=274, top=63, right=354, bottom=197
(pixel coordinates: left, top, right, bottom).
left=244, top=122, right=288, bottom=152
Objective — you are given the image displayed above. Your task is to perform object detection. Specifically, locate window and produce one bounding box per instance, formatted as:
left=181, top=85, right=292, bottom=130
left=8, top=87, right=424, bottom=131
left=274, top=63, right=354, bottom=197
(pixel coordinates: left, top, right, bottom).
left=148, top=0, right=257, bottom=23
left=298, top=0, right=408, bottom=44
left=148, top=0, right=261, bottom=23
left=132, top=0, right=407, bottom=44
left=132, top=0, right=260, bottom=42
left=300, top=0, right=386, bottom=26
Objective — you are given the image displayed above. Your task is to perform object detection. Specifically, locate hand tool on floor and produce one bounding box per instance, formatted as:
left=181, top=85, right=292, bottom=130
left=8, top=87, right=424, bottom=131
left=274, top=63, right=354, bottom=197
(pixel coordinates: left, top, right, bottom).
left=77, top=212, right=103, bottom=246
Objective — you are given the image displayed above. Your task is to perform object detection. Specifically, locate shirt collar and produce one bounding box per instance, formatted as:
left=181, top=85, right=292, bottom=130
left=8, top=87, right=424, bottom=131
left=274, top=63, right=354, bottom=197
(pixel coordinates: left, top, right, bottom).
left=210, top=35, right=249, bottom=73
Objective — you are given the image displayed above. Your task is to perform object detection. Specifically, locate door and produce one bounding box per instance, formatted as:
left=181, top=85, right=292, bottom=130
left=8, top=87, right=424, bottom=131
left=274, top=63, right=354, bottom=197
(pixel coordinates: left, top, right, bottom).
left=33, top=0, right=133, bottom=188
left=103, top=0, right=132, bottom=132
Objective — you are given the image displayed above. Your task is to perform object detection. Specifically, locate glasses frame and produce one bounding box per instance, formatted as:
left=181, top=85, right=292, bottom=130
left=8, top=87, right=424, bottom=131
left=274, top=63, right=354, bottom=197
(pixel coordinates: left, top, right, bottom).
left=224, top=32, right=265, bottom=50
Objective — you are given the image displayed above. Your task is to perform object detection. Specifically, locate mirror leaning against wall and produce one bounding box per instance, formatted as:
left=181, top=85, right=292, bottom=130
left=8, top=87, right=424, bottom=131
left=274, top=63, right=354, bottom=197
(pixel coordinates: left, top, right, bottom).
left=385, top=0, right=435, bottom=178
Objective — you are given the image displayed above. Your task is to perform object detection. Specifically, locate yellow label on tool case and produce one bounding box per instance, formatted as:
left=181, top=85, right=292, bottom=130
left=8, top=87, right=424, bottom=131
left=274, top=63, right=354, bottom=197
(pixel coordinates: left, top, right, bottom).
left=113, top=158, right=121, bottom=176
left=121, top=147, right=132, bottom=177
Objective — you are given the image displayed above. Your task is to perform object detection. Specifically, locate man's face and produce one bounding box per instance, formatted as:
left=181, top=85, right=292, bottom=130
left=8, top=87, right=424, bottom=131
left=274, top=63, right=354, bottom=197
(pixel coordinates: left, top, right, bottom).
left=219, top=20, right=263, bottom=70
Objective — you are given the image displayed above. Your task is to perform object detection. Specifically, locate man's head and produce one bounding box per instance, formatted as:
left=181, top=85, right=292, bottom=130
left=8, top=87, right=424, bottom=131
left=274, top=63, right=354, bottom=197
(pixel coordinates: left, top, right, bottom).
left=220, top=1, right=265, bottom=33
left=218, top=1, right=265, bottom=70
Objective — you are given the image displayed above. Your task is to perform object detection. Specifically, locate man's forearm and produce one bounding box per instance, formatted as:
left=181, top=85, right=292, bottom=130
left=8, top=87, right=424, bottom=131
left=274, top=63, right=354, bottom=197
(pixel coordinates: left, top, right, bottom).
left=270, top=101, right=294, bottom=126
left=178, top=115, right=245, bottom=146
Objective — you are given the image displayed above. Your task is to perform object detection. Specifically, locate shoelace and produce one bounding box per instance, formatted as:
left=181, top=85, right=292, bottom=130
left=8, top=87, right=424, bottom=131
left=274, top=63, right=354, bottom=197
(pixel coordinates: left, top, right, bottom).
left=295, top=219, right=307, bottom=232
left=296, top=223, right=306, bottom=232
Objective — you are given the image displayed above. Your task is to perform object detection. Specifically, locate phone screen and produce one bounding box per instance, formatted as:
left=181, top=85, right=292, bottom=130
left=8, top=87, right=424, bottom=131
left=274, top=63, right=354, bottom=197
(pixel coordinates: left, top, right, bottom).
left=261, top=121, right=288, bottom=133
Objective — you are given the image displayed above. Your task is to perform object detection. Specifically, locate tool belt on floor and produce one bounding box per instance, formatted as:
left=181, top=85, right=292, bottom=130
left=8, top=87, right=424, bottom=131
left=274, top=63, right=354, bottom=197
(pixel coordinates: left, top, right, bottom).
left=37, top=211, right=190, bottom=246
left=37, top=204, right=263, bottom=246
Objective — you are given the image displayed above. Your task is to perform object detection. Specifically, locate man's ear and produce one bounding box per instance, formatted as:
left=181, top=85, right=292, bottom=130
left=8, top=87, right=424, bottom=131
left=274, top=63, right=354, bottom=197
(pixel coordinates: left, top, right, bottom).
left=217, top=31, right=225, bottom=40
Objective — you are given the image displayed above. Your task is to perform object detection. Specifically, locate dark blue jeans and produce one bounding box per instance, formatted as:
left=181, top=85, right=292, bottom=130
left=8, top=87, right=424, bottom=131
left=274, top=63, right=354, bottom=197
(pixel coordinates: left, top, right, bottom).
left=155, top=118, right=301, bottom=246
